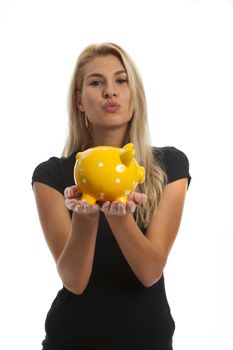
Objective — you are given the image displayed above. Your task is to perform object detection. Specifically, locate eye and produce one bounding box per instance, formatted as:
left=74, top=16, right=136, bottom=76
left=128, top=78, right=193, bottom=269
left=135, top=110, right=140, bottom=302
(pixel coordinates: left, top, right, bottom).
left=90, top=80, right=103, bottom=86
left=116, top=79, right=128, bottom=84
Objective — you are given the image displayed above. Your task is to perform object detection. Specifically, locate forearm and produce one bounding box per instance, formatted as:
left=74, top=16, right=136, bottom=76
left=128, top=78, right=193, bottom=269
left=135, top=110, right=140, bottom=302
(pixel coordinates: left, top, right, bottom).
left=105, top=213, right=165, bottom=287
left=57, top=212, right=99, bottom=294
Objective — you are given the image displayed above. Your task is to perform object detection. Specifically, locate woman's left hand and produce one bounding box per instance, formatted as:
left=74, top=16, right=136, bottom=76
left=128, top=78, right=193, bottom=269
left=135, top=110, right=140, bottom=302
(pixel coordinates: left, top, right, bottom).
left=100, top=192, right=147, bottom=216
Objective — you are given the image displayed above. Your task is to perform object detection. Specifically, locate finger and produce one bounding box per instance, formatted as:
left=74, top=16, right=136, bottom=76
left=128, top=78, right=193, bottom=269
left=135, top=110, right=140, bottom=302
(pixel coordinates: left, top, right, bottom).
left=126, top=201, right=136, bottom=213
left=108, top=202, right=126, bottom=216
left=64, top=186, right=81, bottom=199
left=65, top=198, right=76, bottom=211
left=128, top=192, right=147, bottom=204
left=109, top=202, right=118, bottom=215
left=64, top=187, right=71, bottom=198
left=74, top=200, right=89, bottom=214
left=82, top=200, right=89, bottom=214
left=118, top=202, right=126, bottom=216
left=100, top=201, right=111, bottom=214
left=74, top=200, right=100, bottom=215
left=65, top=197, right=79, bottom=205
left=90, top=204, right=100, bottom=214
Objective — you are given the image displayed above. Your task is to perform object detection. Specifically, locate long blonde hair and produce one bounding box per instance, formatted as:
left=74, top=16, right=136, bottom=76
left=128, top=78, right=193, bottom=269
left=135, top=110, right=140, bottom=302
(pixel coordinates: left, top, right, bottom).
left=62, top=42, right=166, bottom=228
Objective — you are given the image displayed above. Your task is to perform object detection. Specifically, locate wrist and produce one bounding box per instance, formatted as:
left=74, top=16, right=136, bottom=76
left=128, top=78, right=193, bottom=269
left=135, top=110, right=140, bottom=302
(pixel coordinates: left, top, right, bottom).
left=72, top=211, right=100, bottom=223
left=104, top=211, right=132, bottom=223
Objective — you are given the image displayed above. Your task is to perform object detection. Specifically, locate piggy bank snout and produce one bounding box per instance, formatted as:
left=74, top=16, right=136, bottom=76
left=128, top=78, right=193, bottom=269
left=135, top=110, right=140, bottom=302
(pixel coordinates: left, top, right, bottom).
left=137, top=166, right=145, bottom=183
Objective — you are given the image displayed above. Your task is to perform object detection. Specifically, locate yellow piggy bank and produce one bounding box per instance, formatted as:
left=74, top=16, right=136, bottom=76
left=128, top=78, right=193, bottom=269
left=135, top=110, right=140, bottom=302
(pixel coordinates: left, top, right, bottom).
left=73, top=143, right=145, bottom=204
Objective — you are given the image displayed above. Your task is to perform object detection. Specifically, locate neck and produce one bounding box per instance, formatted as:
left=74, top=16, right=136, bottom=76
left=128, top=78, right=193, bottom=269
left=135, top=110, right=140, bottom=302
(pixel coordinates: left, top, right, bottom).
left=91, top=126, right=129, bottom=148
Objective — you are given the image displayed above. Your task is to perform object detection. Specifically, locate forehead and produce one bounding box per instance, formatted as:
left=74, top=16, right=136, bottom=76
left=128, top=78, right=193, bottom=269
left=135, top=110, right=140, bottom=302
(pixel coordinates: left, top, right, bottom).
left=83, top=55, right=126, bottom=77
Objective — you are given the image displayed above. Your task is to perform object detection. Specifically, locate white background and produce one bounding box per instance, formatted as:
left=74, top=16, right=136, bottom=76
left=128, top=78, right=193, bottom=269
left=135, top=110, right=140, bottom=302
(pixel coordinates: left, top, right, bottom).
left=0, top=0, right=232, bottom=349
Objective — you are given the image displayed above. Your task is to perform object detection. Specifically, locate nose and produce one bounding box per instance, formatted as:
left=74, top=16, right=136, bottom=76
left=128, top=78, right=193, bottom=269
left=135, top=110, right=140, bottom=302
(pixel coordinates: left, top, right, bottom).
left=102, top=84, right=117, bottom=99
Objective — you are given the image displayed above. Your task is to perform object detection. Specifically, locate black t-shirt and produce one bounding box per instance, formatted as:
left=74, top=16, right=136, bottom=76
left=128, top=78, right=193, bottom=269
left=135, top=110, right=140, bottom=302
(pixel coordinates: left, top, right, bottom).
left=32, top=146, right=191, bottom=350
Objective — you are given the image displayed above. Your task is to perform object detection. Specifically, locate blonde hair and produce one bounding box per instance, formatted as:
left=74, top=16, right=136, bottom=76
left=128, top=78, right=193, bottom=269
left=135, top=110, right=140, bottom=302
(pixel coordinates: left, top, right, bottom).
left=62, top=42, right=167, bottom=228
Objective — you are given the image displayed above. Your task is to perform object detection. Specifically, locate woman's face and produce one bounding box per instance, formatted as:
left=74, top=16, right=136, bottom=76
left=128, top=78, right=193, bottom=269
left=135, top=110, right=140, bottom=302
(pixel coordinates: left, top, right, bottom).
left=77, top=54, right=132, bottom=131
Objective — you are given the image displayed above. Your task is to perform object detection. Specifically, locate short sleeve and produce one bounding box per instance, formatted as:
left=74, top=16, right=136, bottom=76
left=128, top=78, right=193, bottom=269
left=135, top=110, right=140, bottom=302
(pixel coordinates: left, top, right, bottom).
left=31, top=157, right=65, bottom=195
left=160, top=147, right=191, bottom=188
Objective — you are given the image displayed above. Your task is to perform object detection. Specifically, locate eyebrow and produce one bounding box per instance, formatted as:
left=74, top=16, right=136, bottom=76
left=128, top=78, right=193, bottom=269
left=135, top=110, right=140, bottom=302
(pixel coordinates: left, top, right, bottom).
left=85, top=70, right=127, bottom=79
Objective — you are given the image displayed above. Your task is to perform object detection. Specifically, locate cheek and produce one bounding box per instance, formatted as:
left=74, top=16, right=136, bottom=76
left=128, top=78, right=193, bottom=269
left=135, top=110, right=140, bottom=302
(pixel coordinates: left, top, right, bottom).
left=82, top=91, right=97, bottom=109
left=125, top=91, right=133, bottom=118
left=125, top=88, right=131, bottom=103
left=124, top=91, right=131, bottom=110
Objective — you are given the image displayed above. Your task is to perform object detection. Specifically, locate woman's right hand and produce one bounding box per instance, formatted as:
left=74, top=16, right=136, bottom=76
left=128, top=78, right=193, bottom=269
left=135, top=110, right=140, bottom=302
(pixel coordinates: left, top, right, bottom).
left=64, top=186, right=100, bottom=215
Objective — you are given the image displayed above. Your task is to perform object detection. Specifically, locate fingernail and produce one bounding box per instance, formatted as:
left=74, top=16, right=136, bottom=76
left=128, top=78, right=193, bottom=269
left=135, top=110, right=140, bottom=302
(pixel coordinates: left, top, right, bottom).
left=73, top=203, right=79, bottom=211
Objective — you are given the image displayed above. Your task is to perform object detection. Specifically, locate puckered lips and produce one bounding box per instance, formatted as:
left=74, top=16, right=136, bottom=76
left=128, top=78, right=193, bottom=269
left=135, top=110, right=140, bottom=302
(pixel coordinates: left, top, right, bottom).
left=102, top=101, right=120, bottom=112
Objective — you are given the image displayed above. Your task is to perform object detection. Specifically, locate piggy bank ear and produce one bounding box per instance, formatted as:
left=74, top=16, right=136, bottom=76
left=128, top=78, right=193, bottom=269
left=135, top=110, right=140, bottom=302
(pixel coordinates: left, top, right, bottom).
left=120, top=143, right=135, bottom=166
left=76, top=152, right=83, bottom=160
left=137, top=166, right=145, bottom=183
left=122, top=143, right=134, bottom=152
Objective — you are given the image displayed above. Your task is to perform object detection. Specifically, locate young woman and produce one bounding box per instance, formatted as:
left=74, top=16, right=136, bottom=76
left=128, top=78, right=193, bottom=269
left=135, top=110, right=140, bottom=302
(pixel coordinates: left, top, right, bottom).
left=32, top=42, right=191, bottom=350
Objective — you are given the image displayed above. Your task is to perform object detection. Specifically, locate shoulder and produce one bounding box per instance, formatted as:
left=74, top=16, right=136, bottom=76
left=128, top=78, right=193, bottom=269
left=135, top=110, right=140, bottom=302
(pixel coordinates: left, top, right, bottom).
left=153, top=146, right=191, bottom=187
left=31, top=152, right=77, bottom=194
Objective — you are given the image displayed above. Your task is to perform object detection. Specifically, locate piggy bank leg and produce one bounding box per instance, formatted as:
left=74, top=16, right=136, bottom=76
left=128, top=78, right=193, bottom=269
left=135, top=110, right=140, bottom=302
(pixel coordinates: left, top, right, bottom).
left=81, top=193, right=96, bottom=204
left=115, top=196, right=128, bottom=203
